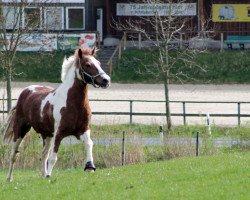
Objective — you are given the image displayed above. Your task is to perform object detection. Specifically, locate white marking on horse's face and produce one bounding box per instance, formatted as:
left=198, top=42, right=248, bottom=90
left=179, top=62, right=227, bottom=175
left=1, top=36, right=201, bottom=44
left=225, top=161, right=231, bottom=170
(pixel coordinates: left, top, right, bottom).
left=89, top=56, right=111, bottom=86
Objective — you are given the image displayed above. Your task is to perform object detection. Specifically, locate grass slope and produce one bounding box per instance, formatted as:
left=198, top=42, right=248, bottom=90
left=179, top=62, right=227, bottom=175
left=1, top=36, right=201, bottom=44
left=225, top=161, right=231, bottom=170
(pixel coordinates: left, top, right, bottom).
left=112, top=49, right=250, bottom=84
left=2, top=49, right=250, bottom=83
left=0, top=152, right=249, bottom=200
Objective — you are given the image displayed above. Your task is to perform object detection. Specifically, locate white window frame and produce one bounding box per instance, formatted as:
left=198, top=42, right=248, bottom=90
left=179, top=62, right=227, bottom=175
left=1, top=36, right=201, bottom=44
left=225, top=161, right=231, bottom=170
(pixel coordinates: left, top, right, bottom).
left=66, top=7, right=85, bottom=30
left=22, top=7, right=42, bottom=29
left=44, top=7, right=64, bottom=30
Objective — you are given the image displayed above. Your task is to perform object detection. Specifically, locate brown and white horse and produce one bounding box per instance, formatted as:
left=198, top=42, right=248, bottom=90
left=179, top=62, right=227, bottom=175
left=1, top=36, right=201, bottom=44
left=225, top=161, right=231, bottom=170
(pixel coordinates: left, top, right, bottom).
left=3, top=47, right=110, bottom=181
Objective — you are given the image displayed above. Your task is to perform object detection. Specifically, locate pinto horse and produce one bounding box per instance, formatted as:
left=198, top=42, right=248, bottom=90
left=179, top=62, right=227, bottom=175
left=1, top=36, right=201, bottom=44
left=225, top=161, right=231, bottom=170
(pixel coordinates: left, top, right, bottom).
left=3, top=47, right=110, bottom=181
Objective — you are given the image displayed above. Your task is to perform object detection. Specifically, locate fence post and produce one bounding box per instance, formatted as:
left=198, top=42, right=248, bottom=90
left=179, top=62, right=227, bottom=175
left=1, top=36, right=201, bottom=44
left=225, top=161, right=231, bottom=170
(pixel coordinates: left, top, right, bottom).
left=118, top=43, right=122, bottom=60
left=123, top=32, right=127, bottom=50
left=122, top=131, right=125, bottom=166
left=196, top=131, right=199, bottom=157
left=180, top=33, right=183, bottom=49
left=2, top=95, right=4, bottom=121
left=182, top=102, right=186, bottom=125
left=129, top=100, right=133, bottom=124
left=108, top=60, right=113, bottom=75
left=237, top=102, right=241, bottom=126
left=206, top=113, right=211, bottom=135
left=159, top=123, right=163, bottom=142
left=138, top=32, right=142, bottom=49
left=220, top=32, right=224, bottom=52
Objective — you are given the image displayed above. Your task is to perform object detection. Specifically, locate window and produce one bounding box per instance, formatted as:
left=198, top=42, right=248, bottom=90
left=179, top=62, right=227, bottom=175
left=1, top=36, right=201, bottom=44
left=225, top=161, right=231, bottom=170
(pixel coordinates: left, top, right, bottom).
left=23, top=7, right=41, bottom=29
left=44, top=7, right=64, bottom=30
left=66, top=7, right=85, bottom=30
left=3, top=6, right=21, bottom=29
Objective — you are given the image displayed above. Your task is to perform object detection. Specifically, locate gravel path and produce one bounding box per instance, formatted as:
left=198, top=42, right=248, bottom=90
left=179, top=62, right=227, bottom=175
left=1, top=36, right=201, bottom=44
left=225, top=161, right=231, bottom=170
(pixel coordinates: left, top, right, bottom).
left=2, top=82, right=250, bottom=126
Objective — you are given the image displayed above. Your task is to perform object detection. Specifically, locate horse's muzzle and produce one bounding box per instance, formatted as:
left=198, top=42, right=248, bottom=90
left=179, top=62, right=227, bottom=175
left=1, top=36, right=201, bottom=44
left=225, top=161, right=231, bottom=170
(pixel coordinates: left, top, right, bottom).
left=100, top=78, right=110, bottom=88
left=97, top=74, right=110, bottom=88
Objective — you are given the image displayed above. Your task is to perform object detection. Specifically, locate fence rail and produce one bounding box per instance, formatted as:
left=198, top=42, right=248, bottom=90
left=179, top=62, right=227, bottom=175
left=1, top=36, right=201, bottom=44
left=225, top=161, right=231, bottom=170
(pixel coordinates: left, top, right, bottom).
left=1, top=99, right=250, bottom=126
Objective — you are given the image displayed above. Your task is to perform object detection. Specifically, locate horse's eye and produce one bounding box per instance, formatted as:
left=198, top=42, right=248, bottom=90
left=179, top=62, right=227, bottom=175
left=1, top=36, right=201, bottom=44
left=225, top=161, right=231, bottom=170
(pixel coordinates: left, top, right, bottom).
left=86, top=64, right=91, bottom=68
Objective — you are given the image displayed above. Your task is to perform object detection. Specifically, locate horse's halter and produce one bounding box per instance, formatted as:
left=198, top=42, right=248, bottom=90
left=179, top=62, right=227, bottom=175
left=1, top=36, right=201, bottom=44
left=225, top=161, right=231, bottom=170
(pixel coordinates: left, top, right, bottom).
left=78, top=58, right=105, bottom=88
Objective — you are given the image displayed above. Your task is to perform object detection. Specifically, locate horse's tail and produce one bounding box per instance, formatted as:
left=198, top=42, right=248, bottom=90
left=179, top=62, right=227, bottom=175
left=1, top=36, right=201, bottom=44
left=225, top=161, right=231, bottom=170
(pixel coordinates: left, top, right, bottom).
left=2, top=106, right=16, bottom=144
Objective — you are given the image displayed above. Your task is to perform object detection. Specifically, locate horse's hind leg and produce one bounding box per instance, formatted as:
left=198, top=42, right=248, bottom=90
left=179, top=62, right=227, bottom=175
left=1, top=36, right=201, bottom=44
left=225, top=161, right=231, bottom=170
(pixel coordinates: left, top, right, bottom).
left=41, top=137, right=52, bottom=177
left=6, top=124, right=31, bottom=182
left=6, top=138, right=23, bottom=182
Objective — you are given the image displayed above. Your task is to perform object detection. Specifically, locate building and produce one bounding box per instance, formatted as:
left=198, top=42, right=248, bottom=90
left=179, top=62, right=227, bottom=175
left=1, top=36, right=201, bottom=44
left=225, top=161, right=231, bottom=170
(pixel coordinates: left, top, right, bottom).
left=0, top=0, right=98, bottom=51
left=92, top=0, right=250, bottom=40
left=2, top=0, right=250, bottom=47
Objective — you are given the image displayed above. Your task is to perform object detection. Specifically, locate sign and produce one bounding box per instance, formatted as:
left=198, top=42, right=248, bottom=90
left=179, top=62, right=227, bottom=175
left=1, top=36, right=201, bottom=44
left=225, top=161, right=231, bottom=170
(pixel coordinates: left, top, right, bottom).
left=0, top=33, right=96, bottom=51
left=213, top=4, right=250, bottom=22
left=117, top=3, right=196, bottom=16
left=58, top=33, right=96, bottom=50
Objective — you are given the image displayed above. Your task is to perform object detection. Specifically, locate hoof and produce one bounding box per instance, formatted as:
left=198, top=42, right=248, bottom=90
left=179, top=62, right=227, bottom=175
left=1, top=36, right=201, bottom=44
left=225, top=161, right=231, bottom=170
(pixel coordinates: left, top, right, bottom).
left=84, top=161, right=96, bottom=172
left=46, top=175, right=51, bottom=178
left=6, top=177, right=13, bottom=182
left=85, top=169, right=95, bottom=173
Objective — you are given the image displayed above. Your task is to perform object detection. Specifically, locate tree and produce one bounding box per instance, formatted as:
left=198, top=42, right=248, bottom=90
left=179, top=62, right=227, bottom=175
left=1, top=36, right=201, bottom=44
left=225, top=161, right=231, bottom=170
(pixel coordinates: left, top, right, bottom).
left=0, top=0, right=54, bottom=111
left=0, top=0, right=23, bottom=111
left=115, top=0, right=205, bottom=129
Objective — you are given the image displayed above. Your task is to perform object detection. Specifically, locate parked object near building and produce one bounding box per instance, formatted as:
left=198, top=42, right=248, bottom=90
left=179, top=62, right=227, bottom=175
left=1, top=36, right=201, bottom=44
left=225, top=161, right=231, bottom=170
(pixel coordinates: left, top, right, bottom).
left=189, top=37, right=221, bottom=49
left=103, top=36, right=120, bottom=47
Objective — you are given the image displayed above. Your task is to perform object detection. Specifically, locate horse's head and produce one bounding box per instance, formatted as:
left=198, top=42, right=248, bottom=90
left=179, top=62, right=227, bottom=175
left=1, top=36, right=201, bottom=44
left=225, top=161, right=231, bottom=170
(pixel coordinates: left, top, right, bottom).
left=76, top=47, right=110, bottom=88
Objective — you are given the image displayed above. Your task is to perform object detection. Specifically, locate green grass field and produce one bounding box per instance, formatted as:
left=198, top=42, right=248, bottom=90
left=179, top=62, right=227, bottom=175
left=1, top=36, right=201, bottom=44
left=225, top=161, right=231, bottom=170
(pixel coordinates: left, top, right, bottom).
left=0, top=152, right=249, bottom=200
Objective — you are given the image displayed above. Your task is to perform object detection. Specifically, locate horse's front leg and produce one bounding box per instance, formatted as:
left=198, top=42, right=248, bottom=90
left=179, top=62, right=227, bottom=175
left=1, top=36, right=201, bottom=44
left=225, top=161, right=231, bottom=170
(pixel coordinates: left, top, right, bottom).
left=80, top=130, right=96, bottom=172
left=46, top=134, right=62, bottom=177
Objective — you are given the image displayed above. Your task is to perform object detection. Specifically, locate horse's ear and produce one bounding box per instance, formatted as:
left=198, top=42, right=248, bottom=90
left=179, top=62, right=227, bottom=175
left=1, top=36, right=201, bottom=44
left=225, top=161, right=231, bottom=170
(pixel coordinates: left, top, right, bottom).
left=92, top=47, right=97, bottom=55
left=78, top=48, right=83, bottom=59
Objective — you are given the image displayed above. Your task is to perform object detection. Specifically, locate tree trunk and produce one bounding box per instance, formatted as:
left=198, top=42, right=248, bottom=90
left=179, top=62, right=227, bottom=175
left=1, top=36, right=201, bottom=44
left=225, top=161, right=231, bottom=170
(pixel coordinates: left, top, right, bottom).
left=164, top=71, right=172, bottom=130
left=6, top=67, right=12, bottom=112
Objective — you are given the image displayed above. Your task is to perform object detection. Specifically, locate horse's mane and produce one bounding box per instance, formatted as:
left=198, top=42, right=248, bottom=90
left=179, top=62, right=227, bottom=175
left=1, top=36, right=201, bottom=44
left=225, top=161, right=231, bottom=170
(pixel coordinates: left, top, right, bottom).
left=61, top=56, right=75, bottom=82
left=61, top=47, right=94, bottom=82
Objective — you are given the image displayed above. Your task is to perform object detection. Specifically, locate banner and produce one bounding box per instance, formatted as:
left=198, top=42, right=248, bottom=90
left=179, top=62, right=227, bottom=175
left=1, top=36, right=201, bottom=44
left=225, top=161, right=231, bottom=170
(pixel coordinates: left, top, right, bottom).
left=0, top=33, right=96, bottom=52
left=213, top=4, right=250, bottom=22
left=0, top=34, right=57, bottom=52
left=117, top=3, right=196, bottom=16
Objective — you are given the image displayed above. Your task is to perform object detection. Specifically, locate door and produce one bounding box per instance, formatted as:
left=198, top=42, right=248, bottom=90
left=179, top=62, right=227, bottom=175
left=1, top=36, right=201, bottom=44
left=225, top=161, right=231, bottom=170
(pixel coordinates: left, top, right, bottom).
left=96, top=8, right=103, bottom=42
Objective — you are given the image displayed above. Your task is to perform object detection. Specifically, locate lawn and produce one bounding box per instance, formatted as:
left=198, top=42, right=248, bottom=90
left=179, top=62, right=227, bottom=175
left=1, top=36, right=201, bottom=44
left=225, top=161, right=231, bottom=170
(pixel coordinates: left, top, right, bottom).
left=0, top=152, right=249, bottom=200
